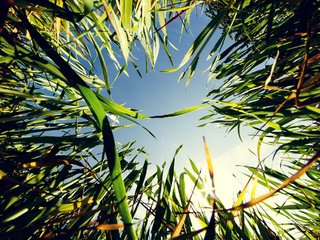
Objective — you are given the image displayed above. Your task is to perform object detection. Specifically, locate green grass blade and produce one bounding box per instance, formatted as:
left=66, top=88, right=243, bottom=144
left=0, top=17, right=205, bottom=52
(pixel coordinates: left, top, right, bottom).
left=120, top=0, right=132, bottom=29
left=162, top=9, right=227, bottom=73
left=151, top=104, right=209, bottom=118
left=102, top=117, right=137, bottom=239
left=88, top=33, right=111, bottom=95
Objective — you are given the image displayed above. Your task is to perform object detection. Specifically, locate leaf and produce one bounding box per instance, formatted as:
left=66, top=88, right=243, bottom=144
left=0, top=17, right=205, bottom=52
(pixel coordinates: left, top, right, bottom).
left=59, top=197, right=94, bottom=212
left=2, top=207, right=29, bottom=223
left=162, top=9, right=227, bottom=73
left=55, top=0, right=63, bottom=40
left=251, top=174, right=258, bottom=200
left=203, top=137, right=216, bottom=240
left=0, top=170, right=7, bottom=180
left=151, top=104, right=209, bottom=118
left=21, top=0, right=84, bottom=22
left=227, top=151, right=320, bottom=211
left=264, top=50, right=279, bottom=88
left=189, top=158, right=200, bottom=175
left=104, top=1, right=130, bottom=60
left=172, top=227, right=206, bottom=240
left=203, top=137, right=214, bottom=187
left=172, top=170, right=201, bottom=238
left=171, top=206, right=188, bottom=238
left=120, top=0, right=132, bottom=29
left=96, top=223, right=125, bottom=231
left=88, top=33, right=111, bottom=94
left=232, top=178, right=250, bottom=215
left=82, top=0, right=93, bottom=15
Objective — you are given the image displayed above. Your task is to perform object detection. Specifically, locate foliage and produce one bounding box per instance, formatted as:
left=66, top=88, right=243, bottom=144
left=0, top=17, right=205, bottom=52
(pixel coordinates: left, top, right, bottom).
left=201, top=0, right=320, bottom=238
left=165, top=0, right=320, bottom=238
left=0, top=0, right=201, bottom=239
left=0, top=0, right=319, bottom=239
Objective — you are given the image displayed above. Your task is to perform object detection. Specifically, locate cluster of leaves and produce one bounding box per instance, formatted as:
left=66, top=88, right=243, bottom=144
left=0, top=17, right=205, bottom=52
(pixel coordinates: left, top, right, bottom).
left=202, top=0, right=320, bottom=238
left=164, top=0, right=320, bottom=238
left=0, top=0, right=203, bottom=239
left=1, top=0, right=319, bottom=239
left=0, top=0, right=244, bottom=239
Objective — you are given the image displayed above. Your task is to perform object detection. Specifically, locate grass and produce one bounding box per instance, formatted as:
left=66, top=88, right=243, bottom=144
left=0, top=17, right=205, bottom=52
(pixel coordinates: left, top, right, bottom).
left=1, top=0, right=319, bottom=239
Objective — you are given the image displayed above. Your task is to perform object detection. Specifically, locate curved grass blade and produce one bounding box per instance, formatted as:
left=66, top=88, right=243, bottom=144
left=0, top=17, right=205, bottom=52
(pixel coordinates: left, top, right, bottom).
left=226, top=151, right=320, bottom=212
left=162, top=9, right=227, bottom=73
left=203, top=137, right=216, bottom=240
left=171, top=171, right=201, bottom=238
left=151, top=104, right=209, bottom=118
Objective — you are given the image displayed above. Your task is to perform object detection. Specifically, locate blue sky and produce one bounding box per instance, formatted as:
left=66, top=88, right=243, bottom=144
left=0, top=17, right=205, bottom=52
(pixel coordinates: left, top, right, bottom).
left=109, top=9, right=261, bottom=206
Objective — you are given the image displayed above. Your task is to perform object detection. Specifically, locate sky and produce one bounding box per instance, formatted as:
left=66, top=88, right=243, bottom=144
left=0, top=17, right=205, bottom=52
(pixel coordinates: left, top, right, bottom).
left=109, top=8, right=267, bottom=207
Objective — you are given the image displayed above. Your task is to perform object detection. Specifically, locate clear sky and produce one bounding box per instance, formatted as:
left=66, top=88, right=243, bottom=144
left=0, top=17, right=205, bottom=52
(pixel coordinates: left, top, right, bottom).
left=109, top=9, right=263, bottom=207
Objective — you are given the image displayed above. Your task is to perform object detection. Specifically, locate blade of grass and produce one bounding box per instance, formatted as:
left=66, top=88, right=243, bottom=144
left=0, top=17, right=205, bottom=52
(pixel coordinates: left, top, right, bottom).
left=226, top=151, right=320, bottom=212
left=88, top=32, right=111, bottom=95
left=162, top=9, right=227, bottom=73
left=96, top=223, right=125, bottom=230
left=203, top=137, right=216, bottom=240
left=103, top=0, right=130, bottom=60
left=151, top=104, right=209, bottom=118
left=120, top=0, right=132, bottom=29
left=172, top=172, right=201, bottom=238
left=203, top=137, right=214, bottom=187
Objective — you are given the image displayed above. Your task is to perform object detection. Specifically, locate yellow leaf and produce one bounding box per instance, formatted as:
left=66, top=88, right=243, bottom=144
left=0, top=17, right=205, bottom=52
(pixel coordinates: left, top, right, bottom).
left=96, top=223, right=124, bottom=231
left=203, top=137, right=214, bottom=186
left=264, top=51, right=279, bottom=88
left=228, top=151, right=320, bottom=211
left=232, top=180, right=250, bottom=215
left=55, top=0, right=63, bottom=40
left=171, top=207, right=188, bottom=238
left=251, top=174, right=258, bottom=200
left=196, top=216, right=208, bottom=229
left=0, top=170, right=7, bottom=180
left=59, top=197, right=94, bottom=212
left=22, top=162, right=39, bottom=168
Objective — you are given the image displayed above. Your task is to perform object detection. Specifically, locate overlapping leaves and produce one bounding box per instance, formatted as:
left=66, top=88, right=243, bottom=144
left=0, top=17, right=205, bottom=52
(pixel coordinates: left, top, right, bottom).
left=2, top=0, right=319, bottom=239
left=0, top=0, right=202, bottom=239
left=197, top=0, right=319, bottom=238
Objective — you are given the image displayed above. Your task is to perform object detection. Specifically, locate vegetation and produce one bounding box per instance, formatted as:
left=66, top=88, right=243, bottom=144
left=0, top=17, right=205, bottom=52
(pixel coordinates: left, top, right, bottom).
left=203, top=1, right=320, bottom=238
left=0, top=0, right=319, bottom=239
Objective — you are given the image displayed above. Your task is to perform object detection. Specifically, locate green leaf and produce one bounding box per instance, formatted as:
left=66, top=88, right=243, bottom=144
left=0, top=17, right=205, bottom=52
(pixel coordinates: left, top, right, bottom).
left=162, top=9, right=227, bottom=73
left=2, top=208, right=29, bottom=223
left=120, top=0, right=132, bottom=29
left=151, top=104, right=209, bottom=118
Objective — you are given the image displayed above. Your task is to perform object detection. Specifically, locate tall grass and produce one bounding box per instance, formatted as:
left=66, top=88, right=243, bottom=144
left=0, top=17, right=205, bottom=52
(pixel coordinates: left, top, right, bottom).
left=1, top=0, right=319, bottom=239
